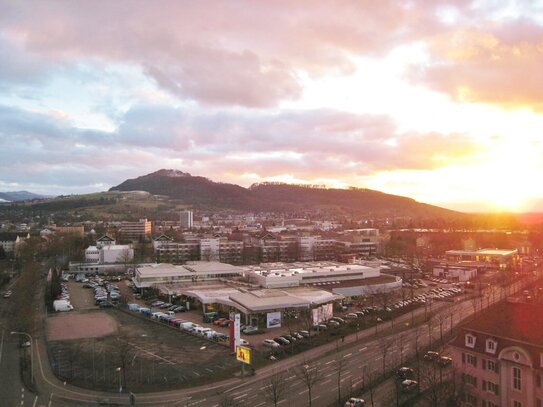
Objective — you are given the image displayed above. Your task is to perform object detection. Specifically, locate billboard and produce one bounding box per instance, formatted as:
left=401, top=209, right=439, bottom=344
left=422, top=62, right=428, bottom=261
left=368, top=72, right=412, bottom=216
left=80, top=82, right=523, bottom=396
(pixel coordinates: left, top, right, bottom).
left=235, top=346, right=251, bottom=365
left=312, top=303, right=333, bottom=325
left=229, top=312, right=241, bottom=352
left=266, top=311, right=282, bottom=329
left=230, top=312, right=241, bottom=352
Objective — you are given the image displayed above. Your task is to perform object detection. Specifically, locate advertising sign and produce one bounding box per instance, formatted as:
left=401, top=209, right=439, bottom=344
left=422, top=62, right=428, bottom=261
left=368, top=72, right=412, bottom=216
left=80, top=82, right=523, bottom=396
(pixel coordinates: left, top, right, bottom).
left=229, top=312, right=241, bottom=352
left=266, top=311, right=282, bottom=328
left=235, top=346, right=251, bottom=365
left=312, top=303, right=333, bottom=325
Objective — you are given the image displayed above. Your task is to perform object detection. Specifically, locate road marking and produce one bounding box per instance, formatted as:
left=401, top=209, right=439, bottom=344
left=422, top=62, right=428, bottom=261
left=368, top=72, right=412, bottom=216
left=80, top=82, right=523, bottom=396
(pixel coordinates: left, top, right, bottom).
left=32, top=395, right=38, bottom=407
left=325, top=371, right=334, bottom=378
left=325, top=360, right=335, bottom=365
left=358, top=346, right=367, bottom=352
left=254, top=402, right=266, bottom=407
left=321, top=379, right=331, bottom=385
left=233, top=393, right=247, bottom=400
left=0, top=329, right=4, bottom=365
left=343, top=352, right=352, bottom=358
left=298, top=389, right=308, bottom=395
left=312, top=395, right=321, bottom=401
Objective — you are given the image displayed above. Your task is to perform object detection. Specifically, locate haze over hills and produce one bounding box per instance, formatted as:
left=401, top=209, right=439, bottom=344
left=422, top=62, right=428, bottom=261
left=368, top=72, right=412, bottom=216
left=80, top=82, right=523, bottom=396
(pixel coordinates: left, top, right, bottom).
left=0, top=191, right=51, bottom=202
left=109, top=169, right=462, bottom=218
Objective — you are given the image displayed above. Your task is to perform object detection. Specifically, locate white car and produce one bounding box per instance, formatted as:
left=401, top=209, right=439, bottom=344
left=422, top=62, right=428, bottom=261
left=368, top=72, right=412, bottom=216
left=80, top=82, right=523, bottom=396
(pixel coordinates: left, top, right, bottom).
left=263, top=339, right=280, bottom=348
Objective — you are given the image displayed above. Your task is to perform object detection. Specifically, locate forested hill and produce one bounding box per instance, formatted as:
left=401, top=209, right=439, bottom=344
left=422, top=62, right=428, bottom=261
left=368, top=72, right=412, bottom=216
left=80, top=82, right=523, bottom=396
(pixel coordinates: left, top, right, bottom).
left=109, top=169, right=460, bottom=218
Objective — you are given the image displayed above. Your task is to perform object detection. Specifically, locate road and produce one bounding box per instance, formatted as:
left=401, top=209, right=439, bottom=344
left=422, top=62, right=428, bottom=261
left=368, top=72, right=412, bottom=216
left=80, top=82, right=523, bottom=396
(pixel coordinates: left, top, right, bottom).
left=2, top=273, right=535, bottom=407
left=0, top=277, right=41, bottom=407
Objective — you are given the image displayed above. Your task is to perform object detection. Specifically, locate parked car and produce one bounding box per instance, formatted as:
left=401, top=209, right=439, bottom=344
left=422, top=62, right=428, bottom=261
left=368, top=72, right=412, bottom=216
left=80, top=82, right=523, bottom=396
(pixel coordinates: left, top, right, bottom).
left=344, top=398, right=365, bottom=407
left=219, top=319, right=231, bottom=327
left=437, top=356, right=453, bottom=367
left=242, top=326, right=259, bottom=335
left=263, top=339, right=280, bottom=349
left=274, top=337, right=290, bottom=346
left=173, top=306, right=186, bottom=313
left=151, top=301, right=164, bottom=307
left=214, top=317, right=228, bottom=326
left=424, top=351, right=440, bottom=362
left=327, top=320, right=340, bottom=327
left=314, top=324, right=327, bottom=331
left=397, top=367, right=414, bottom=380
left=239, top=339, right=250, bottom=347
left=401, top=379, right=418, bottom=393
left=299, top=330, right=310, bottom=338
left=283, top=334, right=296, bottom=342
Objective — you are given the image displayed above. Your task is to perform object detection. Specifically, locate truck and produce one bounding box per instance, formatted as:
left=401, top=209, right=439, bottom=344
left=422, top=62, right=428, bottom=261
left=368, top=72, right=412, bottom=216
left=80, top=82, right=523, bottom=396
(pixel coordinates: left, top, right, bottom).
left=53, top=300, right=74, bottom=312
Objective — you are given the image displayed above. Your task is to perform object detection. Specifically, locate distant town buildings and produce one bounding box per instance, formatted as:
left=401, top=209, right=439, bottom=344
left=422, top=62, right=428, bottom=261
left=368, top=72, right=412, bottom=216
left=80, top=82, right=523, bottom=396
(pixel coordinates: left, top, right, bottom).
left=0, top=232, right=29, bottom=253
left=179, top=210, right=193, bottom=229
left=120, top=218, right=151, bottom=240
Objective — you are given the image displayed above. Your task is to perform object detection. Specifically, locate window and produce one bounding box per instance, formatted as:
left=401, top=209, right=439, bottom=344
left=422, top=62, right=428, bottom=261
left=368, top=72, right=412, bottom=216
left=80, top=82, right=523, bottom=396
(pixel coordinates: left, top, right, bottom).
left=514, top=401, right=522, bottom=407
left=537, top=398, right=542, bottom=407
left=485, top=359, right=499, bottom=373
left=486, top=339, right=497, bottom=354
left=463, top=374, right=477, bottom=387
left=466, top=353, right=477, bottom=367
left=537, top=374, right=542, bottom=388
left=512, top=367, right=522, bottom=391
left=466, top=394, right=477, bottom=405
left=466, top=333, right=476, bottom=348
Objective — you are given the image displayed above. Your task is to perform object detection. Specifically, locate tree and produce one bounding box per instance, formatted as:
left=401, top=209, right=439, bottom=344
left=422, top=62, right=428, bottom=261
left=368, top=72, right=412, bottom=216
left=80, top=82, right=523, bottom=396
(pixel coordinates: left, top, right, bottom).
left=379, top=338, right=394, bottom=376
left=294, top=360, right=323, bottom=407
left=263, top=370, right=289, bottom=407
left=116, top=339, right=134, bottom=391
left=333, top=354, right=348, bottom=406
left=363, top=368, right=380, bottom=407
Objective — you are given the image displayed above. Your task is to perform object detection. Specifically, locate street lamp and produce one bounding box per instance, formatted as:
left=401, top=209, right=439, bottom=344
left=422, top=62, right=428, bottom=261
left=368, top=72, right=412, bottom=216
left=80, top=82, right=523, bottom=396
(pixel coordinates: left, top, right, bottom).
left=116, top=367, right=122, bottom=393
left=11, top=331, right=33, bottom=385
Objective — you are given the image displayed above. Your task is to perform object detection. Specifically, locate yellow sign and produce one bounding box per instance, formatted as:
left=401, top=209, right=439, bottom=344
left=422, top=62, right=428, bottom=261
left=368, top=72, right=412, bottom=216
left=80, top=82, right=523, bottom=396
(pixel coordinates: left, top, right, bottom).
left=236, top=346, right=251, bottom=365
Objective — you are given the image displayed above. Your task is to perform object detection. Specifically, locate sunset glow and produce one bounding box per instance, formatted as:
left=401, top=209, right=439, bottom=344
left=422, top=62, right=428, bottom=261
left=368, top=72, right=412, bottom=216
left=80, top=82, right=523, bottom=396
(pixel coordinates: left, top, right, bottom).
left=1, top=1, right=543, bottom=212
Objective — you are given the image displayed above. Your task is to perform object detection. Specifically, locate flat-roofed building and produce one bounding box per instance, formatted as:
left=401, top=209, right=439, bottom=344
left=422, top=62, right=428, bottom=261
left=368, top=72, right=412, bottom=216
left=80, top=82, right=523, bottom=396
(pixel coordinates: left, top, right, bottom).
left=446, top=248, right=518, bottom=270
left=0, top=232, right=29, bottom=253
left=245, top=261, right=381, bottom=288
left=120, top=218, right=151, bottom=240
left=133, top=261, right=244, bottom=289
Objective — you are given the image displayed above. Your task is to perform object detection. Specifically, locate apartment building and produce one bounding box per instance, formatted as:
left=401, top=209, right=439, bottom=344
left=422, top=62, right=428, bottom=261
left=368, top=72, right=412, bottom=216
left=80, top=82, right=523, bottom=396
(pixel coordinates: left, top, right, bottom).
left=180, top=210, right=193, bottom=229
left=450, top=300, right=543, bottom=407
left=120, top=218, right=152, bottom=240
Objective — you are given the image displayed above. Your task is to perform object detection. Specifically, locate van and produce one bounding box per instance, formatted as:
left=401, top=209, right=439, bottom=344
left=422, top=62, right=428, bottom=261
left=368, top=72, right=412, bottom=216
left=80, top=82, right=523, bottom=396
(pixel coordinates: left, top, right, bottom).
left=194, top=327, right=212, bottom=336
left=152, top=312, right=166, bottom=319
left=180, top=322, right=199, bottom=331
left=204, top=330, right=218, bottom=339
left=128, top=303, right=140, bottom=311
left=53, top=300, right=74, bottom=312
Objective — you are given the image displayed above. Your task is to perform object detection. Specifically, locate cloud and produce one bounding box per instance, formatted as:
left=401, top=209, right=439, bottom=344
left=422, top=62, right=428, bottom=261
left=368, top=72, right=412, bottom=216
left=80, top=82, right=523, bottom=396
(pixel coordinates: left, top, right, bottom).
left=0, top=103, right=482, bottom=194
left=409, top=18, right=543, bottom=110
left=0, top=0, right=439, bottom=108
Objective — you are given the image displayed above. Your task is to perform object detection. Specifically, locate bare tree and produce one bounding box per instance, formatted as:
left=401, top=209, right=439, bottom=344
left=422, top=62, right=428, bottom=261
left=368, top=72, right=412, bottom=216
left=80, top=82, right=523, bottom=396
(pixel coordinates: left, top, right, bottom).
left=294, top=360, right=324, bottom=407
left=116, top=339, right=134, bottom=391
left=363, top=368, right=380, bottom=407
left=333, top=354, right=348, bottom=406
left=263, top=370, right=289, bottom=407
left=379, top=338, right=394, bottom=376
left=397, top=333, right=407, bottom=366
left=437, top=313, right=448, bottom=344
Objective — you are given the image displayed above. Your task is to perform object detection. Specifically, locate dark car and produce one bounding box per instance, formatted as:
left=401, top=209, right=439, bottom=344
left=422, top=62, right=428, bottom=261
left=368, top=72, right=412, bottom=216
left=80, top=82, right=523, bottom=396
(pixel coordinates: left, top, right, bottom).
left=397, top=367, right=414, bottom=380
left=274, top=337, right=290, bottom=346
left=173, top=306, right=186, bottom=313
left=437, top=356, right=453, bottom=367
left=424, top=351, right=440, bottom=362
left=283, top=334, right=296, bottom=342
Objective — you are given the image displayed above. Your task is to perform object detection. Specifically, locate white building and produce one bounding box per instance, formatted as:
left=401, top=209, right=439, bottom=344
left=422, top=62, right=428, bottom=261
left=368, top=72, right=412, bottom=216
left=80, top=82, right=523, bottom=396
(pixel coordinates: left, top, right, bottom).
left=85, top=246, right=100, bottom=263
left=245, top=261, right=381, bottom=289
left=200, top=238, right=220, bottom=261
left=99, top=245, right=133, bottom=264
left=180, top=210, right=193, bottom=229
left=133, top=261, right=243, bottom=288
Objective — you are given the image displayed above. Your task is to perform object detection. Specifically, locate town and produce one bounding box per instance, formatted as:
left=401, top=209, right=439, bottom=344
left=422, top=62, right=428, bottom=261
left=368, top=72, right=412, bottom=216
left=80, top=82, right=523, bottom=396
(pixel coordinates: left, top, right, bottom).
left=1, top=203, right=542, bottom=407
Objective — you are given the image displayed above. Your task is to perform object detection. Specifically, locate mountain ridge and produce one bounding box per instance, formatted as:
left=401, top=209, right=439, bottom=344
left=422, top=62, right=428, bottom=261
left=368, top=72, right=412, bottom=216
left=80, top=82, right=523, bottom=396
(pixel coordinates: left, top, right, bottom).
left=109, top=169, right=462, bottom=218
left=0, top=191, right=51, bottom=202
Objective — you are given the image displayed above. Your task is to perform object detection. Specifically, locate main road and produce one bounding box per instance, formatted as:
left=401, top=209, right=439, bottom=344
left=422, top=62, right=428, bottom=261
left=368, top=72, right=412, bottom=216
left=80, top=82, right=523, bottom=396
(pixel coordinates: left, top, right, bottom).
left=4, top=273, right=534, bottom=407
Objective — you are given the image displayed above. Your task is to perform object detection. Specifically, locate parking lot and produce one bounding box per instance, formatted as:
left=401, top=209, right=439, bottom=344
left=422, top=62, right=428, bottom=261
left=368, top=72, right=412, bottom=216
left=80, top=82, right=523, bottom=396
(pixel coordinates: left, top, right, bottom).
left=47, top=279, right=240, bottom=392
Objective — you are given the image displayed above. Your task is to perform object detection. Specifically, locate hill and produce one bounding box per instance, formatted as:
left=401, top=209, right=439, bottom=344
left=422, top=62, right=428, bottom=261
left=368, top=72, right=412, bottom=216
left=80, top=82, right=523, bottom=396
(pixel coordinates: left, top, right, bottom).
left=0, top=191, right=51, bottom=202
left=109, top=169, right=461, bottom=218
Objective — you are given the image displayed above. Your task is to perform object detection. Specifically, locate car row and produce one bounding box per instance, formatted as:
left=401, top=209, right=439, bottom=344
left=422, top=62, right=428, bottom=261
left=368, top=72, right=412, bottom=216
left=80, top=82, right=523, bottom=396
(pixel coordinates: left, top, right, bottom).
left=2, top=290, right=12, bottom=298
left=262, top=330, right=310, bottom=349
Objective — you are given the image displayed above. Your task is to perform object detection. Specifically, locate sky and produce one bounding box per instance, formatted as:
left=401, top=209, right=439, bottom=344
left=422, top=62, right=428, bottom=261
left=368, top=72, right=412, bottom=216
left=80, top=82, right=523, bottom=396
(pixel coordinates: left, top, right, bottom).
left=1, top=1, right=543, bottom=213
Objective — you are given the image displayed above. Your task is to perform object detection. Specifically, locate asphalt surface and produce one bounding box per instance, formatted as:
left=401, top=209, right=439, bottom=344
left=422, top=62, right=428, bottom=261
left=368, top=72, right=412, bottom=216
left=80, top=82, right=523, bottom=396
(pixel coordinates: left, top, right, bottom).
left=1, top=272, right=535, bottom=407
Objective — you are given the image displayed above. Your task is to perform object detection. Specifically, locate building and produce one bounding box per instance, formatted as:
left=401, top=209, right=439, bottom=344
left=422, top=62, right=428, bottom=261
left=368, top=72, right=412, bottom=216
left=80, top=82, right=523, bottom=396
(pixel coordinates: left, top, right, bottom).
left=180, top=210, right=193, bottom=229
left=0, top=232, right=30, bottom=253
left=446, top=249, right=519, bottom=270
left=52, top=225, right=85, bottom=238
left=96, top=235, right=116, bottom=248
left=450, top=300, right=543, bottom=407
left=156, top=241, right=200, bottom=264
left=133, top=261, right=244, bottom=289
left=120, top=219, right=152, bottom=240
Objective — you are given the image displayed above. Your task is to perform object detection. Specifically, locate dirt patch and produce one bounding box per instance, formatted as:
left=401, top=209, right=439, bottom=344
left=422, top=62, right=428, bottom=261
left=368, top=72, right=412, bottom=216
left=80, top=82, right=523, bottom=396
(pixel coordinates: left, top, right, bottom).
left=46, top=312, right=117, bottom=340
